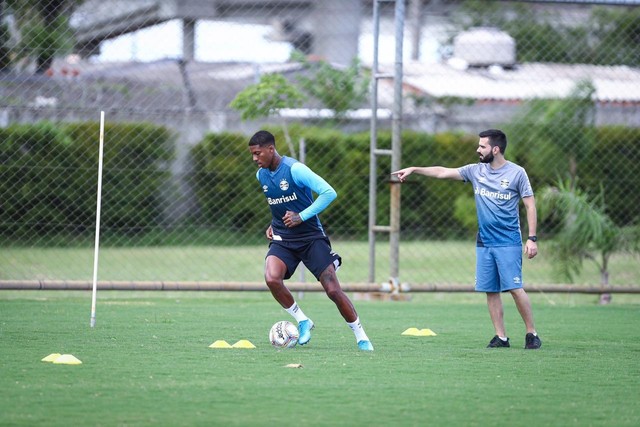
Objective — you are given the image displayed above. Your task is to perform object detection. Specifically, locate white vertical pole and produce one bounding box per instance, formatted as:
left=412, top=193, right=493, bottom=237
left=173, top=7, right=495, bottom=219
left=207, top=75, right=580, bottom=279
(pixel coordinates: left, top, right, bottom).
left=90, top=111, right=105, bottom=328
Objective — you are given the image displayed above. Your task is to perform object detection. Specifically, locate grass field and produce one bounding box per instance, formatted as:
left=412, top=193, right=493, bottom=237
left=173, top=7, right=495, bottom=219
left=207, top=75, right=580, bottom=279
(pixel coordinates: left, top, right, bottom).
left=1, top=291, right=639, bottom=426
left=1, top=240, right=639, bottom=286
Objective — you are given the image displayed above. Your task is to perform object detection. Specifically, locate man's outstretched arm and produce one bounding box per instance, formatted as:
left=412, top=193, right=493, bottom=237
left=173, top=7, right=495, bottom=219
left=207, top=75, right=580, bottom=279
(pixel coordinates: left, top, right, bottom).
left=392, top=166, right=463, bottom=182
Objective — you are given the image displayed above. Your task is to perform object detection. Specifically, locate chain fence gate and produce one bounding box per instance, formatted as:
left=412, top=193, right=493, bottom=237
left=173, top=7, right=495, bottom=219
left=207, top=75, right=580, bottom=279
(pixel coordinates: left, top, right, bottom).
left=1, top=0, right=639, bottom=294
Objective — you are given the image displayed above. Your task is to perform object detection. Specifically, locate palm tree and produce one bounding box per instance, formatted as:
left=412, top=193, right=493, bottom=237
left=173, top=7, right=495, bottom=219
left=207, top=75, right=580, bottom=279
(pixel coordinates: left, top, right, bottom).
left=538, top=179, right=640, bottom=304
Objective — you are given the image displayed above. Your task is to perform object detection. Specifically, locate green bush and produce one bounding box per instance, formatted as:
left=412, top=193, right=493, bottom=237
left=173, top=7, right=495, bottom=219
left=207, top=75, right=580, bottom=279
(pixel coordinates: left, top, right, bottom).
left=23, top=122, right=638, bottom=245
left=190, top=127, right=479, bottom=239
left=190, top=131, right=264, bottom=234
left=190, top=125, right=639, bottom=241
left=0, top=123, right=72, bottom=236
left=586, top=127, right=640, bottom=226
left=0, top=121, right=174, bottom=241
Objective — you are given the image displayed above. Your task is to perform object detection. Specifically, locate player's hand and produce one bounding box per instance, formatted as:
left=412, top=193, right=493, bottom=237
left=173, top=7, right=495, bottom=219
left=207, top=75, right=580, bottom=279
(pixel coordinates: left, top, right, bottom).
left=265, top=225, right=273, bottom=240
left=282, top=211, right=302, bottom=228
left=525, top=240, right=538, bottom=259
left=391, top=167, right=415, bottom=182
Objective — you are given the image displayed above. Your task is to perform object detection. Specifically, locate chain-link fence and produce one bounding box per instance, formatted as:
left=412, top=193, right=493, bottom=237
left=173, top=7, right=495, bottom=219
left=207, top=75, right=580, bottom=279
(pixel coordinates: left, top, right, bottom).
left=1, top=0, right=639, bottom=290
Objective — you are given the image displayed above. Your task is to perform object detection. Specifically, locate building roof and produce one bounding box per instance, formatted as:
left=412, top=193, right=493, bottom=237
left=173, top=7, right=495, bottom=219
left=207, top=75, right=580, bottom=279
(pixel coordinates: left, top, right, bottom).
left=389, top=60, right=640, bottom=104
left=5, top=56, right=640, bottom=117
left=0, top=59, right=307, bottom=112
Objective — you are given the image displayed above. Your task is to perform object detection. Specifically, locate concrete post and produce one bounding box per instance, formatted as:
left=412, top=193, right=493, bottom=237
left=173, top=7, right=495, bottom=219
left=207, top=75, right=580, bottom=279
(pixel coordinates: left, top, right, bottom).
left=182, top=18, right=196, bottom=62
left=310, top=0, right=361, bottom=65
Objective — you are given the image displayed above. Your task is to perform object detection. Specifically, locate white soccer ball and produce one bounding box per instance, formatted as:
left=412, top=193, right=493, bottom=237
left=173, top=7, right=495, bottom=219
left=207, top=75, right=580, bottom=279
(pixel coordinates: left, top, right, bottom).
left=269, top=321, right=299, bottom=348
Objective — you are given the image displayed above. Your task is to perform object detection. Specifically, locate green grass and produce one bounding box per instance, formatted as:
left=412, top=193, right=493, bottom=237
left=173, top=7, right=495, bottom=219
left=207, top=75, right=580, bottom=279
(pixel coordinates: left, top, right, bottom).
left=1, top=291, right=639, bottom=426
left=1, top=240, right=638, bottom=286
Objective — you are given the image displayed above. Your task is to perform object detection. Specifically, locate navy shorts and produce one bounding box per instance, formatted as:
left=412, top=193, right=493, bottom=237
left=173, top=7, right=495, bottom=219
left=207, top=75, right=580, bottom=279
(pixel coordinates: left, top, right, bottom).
left=266, top=238, right=342, bottom=280
left=475, top=246, right=523, bottom=292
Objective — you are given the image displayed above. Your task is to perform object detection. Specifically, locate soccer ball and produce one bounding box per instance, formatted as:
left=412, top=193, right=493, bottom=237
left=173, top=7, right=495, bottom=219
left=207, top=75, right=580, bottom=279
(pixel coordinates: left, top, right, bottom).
left=269, top=321, right=299, bottom=348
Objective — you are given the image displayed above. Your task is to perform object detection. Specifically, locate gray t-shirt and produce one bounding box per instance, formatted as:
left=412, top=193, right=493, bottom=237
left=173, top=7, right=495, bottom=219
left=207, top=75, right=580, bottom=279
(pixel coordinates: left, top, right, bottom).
left=458, top=161, right=533, bottom=247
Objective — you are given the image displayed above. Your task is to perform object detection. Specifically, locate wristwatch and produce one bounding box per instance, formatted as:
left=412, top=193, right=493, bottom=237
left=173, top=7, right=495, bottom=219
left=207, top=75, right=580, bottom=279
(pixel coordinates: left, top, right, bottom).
left=528, top=236, right=538, bottom=242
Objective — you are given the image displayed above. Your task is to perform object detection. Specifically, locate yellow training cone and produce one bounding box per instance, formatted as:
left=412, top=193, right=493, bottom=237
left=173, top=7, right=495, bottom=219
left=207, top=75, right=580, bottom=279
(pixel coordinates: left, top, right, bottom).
left=415, top=328, right=437, bottom=336
left=52, top=354, right=82, bottom=365
left=231, top=340, right=256, bottom=349
left=401, top=328, right=421, bottom=336
left=209, top=340, right=232, bottom=348
left=41, top=353, right=62, bottom=362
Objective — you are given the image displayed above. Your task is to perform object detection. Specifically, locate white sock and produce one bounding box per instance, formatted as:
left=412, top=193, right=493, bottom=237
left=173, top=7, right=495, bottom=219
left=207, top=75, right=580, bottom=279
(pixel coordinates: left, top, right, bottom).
left=285, top=302, right=308, bottom=323
left=499, top=336, right=508, bottom=341
left=347, top=317, right=369, bottom=342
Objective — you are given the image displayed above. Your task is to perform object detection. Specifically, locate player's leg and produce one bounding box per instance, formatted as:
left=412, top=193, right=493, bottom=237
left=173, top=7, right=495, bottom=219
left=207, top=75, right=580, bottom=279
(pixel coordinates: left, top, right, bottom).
left=306, top=239, right=373, bottom=350
left=496, top=246, right=542, bottom=349
left=476, top=247, right=509, bottom=347
left=486, top=293, right=507, bottom=340
left=264, top=255, right=294, bottom=307
left=318, top=265, right=373, bottom=351
left=510, top=288, right=536, bottom=333
left=318, top=263, right=357, bottom=322
left=264, top=245, right=313, bottom=342
left=510, top=288, right=541, bottom=349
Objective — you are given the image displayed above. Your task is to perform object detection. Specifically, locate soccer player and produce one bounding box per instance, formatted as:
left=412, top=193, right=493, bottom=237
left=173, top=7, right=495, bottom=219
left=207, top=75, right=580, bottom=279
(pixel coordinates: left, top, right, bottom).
left=392, top=129, right=542, bottom=350
left=248, top=130, right=373, bottom=351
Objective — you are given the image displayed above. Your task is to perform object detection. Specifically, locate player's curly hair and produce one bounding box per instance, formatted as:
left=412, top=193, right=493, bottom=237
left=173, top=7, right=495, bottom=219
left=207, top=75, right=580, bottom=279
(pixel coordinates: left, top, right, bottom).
left=249, top=130, right=275, bottom=147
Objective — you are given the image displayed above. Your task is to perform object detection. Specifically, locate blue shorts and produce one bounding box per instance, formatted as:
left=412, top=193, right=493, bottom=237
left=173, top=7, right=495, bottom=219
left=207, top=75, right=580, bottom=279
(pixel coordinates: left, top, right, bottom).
left=475, top=246, right=523, bottom=293
left=266, top=238, right=342, bottom=281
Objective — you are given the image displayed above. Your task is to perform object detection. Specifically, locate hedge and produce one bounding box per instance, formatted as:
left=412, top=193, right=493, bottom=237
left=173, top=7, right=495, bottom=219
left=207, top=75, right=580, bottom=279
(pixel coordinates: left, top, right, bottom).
left=191, top=125, right=640, bottom=239
left=3, top=121, right=636, bottom=243
left=0, top=121, right=174, bottom=241
left=191, top=126, right=478, bottom=238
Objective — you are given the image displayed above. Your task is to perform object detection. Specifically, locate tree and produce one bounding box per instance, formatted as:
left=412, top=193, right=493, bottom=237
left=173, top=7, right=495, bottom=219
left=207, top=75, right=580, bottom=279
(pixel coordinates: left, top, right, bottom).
left=589, top=6, right=640, bottom=66
left=293, top=52, right=369, bottom=120
left=538, top=179, right=640, bottom=304
left=532, top=80, right=596, bottom=190
left=507, top=80, right=596, bottom=191
left=505, top=80, right=639, bottom=303
left=0, top=13, right=10, bottom=70
left=229, top=72, right=305, bottom=157
left=3, top=0, right=83, bottom=73
left=451, top=1, right=640, bottom=66
left=230, top=55, right=370, bottom=156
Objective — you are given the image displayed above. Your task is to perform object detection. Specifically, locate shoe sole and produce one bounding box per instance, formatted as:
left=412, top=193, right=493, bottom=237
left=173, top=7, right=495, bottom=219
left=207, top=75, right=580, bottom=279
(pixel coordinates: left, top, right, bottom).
left=487, top=342, right=510, bottom=348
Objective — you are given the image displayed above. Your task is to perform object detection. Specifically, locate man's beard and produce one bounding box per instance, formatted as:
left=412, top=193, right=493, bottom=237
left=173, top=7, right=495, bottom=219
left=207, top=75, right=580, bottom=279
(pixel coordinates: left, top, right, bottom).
left=480, top=152, right=494, bottom=163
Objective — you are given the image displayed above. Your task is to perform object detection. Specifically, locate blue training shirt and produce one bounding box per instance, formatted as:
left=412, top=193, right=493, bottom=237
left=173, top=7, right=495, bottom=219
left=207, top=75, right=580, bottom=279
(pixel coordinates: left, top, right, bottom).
left=458, top=161, right=533, bottom=247
left=256, top=156, right=336, bottom=241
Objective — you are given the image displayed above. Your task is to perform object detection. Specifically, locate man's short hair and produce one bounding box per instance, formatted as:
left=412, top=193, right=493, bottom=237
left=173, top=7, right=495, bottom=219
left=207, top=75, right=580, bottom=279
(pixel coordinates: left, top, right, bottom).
left=479, top=129, right=507, bottom=154
left=249, top=130, right=275, bottom=147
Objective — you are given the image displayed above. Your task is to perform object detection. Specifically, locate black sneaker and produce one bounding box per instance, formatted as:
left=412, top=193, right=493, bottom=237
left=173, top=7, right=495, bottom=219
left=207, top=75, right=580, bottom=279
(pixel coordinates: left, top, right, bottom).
left=487, top=335, right=510, bottom=348
left=525, top=333, right=542, bottom=349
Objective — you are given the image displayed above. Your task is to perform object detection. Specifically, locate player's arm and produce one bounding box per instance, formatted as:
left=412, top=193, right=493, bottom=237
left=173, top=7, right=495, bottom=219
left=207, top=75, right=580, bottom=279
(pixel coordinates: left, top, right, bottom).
left=392, top=166, right=463, bottom=182
left=257, top=169, right=275, bottom=238
left=522, top=195, right=538, bottom=259
left=284, top=163, right=336, bottom=227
